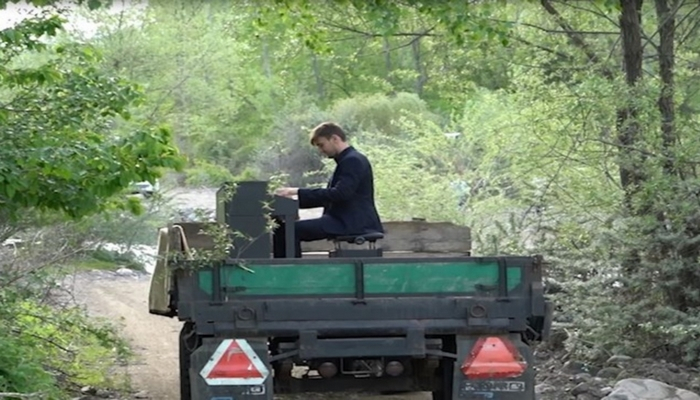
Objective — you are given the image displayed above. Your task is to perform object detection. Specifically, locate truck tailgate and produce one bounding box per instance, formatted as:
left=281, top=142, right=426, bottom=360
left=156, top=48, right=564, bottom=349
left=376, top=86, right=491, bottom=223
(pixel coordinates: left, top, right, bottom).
left=184, top=256, right=532, bottom=299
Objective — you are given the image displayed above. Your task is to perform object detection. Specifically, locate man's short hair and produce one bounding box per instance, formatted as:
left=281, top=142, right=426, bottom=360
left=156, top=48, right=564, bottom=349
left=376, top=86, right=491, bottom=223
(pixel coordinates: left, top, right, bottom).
left=310, top=122, right=347, bottom=144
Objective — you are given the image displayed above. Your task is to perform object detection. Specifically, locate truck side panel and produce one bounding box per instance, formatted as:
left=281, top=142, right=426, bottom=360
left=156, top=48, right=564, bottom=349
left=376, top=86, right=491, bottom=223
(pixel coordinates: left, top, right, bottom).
left=186, top=257, right=529, bottom=298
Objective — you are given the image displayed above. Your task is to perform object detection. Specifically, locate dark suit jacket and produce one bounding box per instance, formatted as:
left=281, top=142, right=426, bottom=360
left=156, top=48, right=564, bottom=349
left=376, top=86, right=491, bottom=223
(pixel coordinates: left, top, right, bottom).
left=297, top=146, right=384, bottom=236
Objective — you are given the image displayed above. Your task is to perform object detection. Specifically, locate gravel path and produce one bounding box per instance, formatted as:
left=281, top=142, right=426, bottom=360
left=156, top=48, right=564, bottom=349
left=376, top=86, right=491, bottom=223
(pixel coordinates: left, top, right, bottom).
left=72, top=271, right=430, bottom=400
left=67, top=187, right=430, bottom=399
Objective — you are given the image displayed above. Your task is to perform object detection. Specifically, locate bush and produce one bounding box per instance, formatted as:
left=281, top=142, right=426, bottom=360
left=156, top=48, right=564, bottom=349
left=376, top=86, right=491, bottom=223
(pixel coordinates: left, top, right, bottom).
left=184, top=160, right=235, bottom=187
left=78, top=247, right=145, bottom=271
left=70, top=198, right=168, bottom=249
left=0, top=295, right=130, bottom=397
left=0, top=224, right=131, bottom=398
left=331, top=92, right=441, bottom=137
left=251, top=99, right=330, bottom=187
left=251, top=92, right=446, bottom=188
left=354, top=116, right=464, bottom=223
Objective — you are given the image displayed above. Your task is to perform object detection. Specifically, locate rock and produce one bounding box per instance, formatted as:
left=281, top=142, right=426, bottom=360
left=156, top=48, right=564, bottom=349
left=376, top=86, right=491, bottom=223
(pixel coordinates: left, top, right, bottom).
left=615, top=359, right=691, bottom=389
left=544, top=328, right=568, bottom=351
left=607, top=355, right=633, bottom=364
left=602, top=378, right=700, bottom=400
left=115, top=267, right=136, bottom=277
left=667, top=363, right=681, bottom=373
left=574, top=373, right=592, bottom=383
left=597, top=367, right=622, bottom=379
left=535, top=383, right=557, bottom=394
left=133, top=390, right=150, bottom=398
left=690, top=376, right=700, bottom=393
left=576, top=394, right=600, bottom=400
left=94, top=388, right=113, bottom=398
left=571, top=382, right=592, bottom=396
left=80, top=386, right=96, bottom=394
left=562, top=360, right=588, bottom=374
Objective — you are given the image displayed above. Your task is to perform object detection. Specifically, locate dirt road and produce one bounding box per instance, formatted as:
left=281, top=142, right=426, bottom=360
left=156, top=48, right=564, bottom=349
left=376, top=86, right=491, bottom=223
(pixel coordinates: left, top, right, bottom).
left=72, top=271, right=430, bottom=400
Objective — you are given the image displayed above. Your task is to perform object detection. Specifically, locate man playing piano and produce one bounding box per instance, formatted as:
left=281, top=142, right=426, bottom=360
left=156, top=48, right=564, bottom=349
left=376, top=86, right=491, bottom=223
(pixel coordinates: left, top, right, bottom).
left=274, top=122, right=384, bottom=258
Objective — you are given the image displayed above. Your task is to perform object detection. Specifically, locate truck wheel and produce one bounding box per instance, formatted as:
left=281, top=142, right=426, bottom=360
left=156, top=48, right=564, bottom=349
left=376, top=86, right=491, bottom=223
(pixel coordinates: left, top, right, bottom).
left=432, top=336, right=455, bottom=400
left=179, top=322, right=200, bottom=400
left=431, top=358, right=454, bottom=400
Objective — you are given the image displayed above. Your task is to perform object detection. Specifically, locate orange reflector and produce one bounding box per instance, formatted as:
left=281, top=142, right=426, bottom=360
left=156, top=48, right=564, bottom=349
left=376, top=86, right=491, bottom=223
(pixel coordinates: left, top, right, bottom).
left=460, top=336, right=527, bottom=379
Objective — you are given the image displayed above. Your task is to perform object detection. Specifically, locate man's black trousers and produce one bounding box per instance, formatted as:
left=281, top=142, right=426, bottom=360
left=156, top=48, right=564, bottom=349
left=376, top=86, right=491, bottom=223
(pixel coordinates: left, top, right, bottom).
left=273, top=218, right=329, bottom=258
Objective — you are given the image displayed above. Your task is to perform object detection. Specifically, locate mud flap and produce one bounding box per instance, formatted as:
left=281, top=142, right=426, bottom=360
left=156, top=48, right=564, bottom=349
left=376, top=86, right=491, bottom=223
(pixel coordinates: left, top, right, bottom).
left=189, top=337, right=274, bottom=400
left=148, top=227, right=172, bottom=316
left=149, top=224, right=193, bottom=317
left=452, top=334, right=536, bottom=400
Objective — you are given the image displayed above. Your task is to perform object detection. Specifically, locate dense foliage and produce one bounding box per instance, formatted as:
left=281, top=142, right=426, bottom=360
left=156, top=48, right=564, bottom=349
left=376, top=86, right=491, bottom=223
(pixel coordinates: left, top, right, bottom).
left=2, top=0, right=700, bottom=395
left=0, top=1, right=182, bottom=397
left=78, top=0, right=700, bottom=365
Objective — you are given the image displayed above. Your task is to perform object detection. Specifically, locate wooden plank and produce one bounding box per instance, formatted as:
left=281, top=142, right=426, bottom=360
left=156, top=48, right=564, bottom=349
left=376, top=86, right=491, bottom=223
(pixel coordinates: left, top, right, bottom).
left=301, top=251, right=470, bottom=259
left=167, top=220, right=472, bottom=254
left=298, top=209, right=471, bottom=252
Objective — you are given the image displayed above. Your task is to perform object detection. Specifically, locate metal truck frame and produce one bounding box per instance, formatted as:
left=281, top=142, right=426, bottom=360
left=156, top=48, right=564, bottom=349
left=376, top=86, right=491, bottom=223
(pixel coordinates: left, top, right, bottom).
left=148, top=181, right=553, bottom=400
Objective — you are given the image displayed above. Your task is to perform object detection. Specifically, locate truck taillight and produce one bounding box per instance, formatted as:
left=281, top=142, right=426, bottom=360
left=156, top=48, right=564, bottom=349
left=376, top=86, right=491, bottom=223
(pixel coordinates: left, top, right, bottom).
left=460, top=336, right=527, bottom=379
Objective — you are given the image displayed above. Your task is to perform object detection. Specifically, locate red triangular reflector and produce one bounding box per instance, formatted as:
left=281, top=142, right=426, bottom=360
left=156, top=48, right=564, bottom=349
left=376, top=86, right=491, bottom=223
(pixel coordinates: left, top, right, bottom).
left=206, top=340, right=264, bottom=379
left=461, top=337, right=527, bottom=379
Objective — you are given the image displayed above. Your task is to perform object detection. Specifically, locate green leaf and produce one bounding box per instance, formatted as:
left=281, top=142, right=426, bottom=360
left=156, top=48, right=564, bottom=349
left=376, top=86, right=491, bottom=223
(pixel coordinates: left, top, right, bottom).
left=87, top=0, right=104, bottom=10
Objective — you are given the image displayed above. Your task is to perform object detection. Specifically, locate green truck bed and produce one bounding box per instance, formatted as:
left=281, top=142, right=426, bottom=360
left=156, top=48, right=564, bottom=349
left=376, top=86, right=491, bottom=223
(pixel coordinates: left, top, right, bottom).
left=193, top=257, right=526, bottom=298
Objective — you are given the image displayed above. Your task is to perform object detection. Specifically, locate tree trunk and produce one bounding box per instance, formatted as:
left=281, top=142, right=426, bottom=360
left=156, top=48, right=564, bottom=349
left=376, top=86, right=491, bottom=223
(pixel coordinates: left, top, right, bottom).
left=311, top=52, right=325, bottom=101
left=653, top=0, right=699, bottom=312
left=615, top=0, right=647, bottom=285
left=655, top=0, right=676, bottom=176
left=411, top=37, right=427, bottom=96
left=616, top=0, right=645, bottom=213
left=383, top=37, right=392, bottom=83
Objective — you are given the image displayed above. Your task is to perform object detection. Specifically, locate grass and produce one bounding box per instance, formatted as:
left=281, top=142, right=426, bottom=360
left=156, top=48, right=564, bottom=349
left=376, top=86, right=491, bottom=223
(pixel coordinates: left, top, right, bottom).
left=72, top=257, right=120, bottom=271
left=66, top=248, right=147, bottom=273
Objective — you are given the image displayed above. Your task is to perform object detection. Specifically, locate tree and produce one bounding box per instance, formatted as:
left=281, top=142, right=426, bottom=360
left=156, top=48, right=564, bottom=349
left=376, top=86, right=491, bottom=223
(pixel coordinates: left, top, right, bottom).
left=0, top=5, right=184, bottom=233
left=252, top=0, right=700, bottom=363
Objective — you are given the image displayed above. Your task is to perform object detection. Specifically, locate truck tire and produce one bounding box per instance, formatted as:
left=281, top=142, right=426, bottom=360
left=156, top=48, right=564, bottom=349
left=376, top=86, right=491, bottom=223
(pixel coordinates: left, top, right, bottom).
left=431, top=358, right=454, bottom=400
left=432, top=336, right=455, bottom=400
left=179, top=322, right=200, bottom=400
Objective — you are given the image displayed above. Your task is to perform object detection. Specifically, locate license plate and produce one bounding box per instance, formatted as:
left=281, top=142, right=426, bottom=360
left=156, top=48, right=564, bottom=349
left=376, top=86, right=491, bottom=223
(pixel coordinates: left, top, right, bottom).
left=462, top=380, right=526, bottom=392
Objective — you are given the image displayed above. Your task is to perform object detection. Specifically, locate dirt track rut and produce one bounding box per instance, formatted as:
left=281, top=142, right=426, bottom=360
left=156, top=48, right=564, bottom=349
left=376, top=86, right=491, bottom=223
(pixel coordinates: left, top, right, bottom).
left=73, top=272, right=430, bottom=400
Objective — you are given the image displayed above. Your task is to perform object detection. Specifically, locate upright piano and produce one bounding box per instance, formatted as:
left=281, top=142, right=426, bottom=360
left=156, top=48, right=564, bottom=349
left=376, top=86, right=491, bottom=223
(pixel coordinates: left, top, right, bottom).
left=215, top=180, right=300, bottom=259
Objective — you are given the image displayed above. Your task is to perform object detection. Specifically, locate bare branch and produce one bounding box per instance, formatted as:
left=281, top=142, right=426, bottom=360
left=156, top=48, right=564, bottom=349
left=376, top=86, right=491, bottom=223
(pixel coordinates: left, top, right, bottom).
left=497, top=18, right=619, bottom=35
left=320, top=21, right=438, bottom=39
left=540, top=0, right=615, bottom=79
left=677, top=3, right=700, bottom=47
left=509, top=35, right=574, bottom=60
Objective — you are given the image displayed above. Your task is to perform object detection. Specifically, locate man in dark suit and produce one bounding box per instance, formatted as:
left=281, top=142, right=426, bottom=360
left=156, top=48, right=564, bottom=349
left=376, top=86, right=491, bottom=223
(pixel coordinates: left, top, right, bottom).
left=274, top=122, right=383, bottom=257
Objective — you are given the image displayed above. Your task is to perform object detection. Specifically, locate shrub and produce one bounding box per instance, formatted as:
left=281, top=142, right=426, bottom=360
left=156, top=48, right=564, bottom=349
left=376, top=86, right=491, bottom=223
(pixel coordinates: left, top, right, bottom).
left=330, top=92, right=441, bottom=137
left=251, top=99, right=330, bottom=187
left=353, top=115, right=463, bottom=223
left=184, top=160, right=235, bottom=187
left=0, top=295, right=130, bottom=397
left=252, top=92, right=446, bottom=188
left=0, top=224, right=131, bottom=398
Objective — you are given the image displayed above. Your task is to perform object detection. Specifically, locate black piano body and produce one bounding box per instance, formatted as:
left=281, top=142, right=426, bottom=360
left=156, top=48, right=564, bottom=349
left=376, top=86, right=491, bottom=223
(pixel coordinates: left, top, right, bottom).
left=215, top=180, right=300, bottom=259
